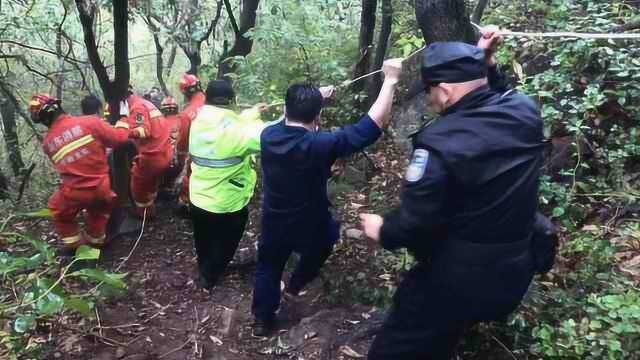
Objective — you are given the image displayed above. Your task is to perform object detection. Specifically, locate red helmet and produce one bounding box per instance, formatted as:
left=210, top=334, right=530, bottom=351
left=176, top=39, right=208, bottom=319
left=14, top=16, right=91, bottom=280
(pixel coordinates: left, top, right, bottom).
left=29, top=94, right=60, bottom=123
left=160, top=96, right=178, bottom=113
left=179, top=74, right=200, bottom=94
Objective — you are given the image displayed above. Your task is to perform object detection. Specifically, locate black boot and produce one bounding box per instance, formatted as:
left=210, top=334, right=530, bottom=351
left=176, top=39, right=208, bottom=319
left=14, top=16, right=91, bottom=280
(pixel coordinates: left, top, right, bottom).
left=252, top=317, right=274, bottom=337
left=197, top=275, right=215, bottom=290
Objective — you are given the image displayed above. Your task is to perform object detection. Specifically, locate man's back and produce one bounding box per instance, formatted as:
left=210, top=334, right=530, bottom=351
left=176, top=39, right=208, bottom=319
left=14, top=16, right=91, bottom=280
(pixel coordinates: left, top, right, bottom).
left=407, top=86, right=544, bottom=321
left=261, top=121, right=331, bottom=213
left=127, top=95, right=171, bottom=155
left=419, top=87, right=543, bottom=249
left=261, top=115, right=381, bottom=215
left=44, top=114, right=128, bottom=189
left=189, top=105, right=262, bottom=213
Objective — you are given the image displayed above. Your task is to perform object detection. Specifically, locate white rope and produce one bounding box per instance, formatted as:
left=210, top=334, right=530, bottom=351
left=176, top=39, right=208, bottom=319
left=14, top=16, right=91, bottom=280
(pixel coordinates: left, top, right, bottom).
left=470, top=22, right=640, bottom=40
left=115, top=207, right=147, bottom=272
left=340, top=45, right=427, bottom=88
left=84, top=207, right=148, bottom=296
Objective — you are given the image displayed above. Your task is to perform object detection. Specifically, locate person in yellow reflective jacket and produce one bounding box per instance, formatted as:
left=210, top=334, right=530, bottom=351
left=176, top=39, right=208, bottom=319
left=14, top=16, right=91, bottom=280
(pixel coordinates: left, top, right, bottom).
left=189, top=79, right=267, bottom=290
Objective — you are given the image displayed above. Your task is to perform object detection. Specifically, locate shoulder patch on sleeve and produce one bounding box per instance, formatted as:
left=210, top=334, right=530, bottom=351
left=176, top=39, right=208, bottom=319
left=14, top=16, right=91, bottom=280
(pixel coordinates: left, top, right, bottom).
left=135, top=113, right=144, bottom=126
left=405, top=149, right=429, bottom=182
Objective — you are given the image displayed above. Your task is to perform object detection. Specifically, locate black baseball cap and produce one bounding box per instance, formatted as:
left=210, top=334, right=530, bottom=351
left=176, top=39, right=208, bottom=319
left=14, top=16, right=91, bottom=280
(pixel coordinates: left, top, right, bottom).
left=206, top=80, right=235, bottom=105
left=408, top=42, right=488, bottom=99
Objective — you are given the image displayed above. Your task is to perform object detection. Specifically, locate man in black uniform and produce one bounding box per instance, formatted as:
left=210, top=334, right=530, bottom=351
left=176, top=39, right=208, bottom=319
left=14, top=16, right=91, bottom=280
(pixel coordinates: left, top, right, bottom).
left=360, top=27, right=544, bottom=359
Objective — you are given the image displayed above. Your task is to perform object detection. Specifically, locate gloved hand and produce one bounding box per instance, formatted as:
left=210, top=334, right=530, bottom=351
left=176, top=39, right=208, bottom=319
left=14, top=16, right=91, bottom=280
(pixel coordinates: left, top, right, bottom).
left=119, top=100, right=130, bottom=117
left=319, top=86, right=336, bottom=100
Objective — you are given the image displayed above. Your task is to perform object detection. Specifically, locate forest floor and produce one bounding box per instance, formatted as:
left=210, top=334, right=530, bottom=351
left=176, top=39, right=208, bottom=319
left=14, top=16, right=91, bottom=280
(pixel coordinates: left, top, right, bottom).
left=37, top=137, right=417, bottom=360
left=22, top=134, right=528, bottom=360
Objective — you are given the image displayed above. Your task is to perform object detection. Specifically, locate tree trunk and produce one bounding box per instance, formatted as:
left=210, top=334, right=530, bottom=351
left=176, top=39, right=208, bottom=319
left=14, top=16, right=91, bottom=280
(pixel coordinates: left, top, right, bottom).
left=415, top=0, right=476, bottom=44
left=217, top=0, right=260, bottom=80
left=367, top=0, right=392, bottom=107
left=0, top=167, right=8, bottom=200
left=76, top=0, right=130, bottom=206
left=55, top=31, right=65, bottom=100
left=0, top=80, right=42, bottom=142
left=166, top=44, right=177, bottom=79
left=0, top=80, right=25, bottom=177
left=471, top=0, right=490, bottom=24
left=186, top=51, right=202, bottom=76
left=151, top=30, right=170, bottom=95
left=351, top=0, right=377, bottom=96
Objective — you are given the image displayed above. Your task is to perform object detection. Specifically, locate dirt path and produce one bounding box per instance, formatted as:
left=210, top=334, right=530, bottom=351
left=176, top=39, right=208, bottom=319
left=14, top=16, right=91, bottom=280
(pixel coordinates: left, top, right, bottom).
left=53, top=140, right=408, bottom=360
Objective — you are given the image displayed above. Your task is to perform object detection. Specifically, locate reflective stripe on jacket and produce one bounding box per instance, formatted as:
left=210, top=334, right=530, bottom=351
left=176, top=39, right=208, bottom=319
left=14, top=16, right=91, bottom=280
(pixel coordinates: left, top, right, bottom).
left=189, top=105, right=263, bottom=213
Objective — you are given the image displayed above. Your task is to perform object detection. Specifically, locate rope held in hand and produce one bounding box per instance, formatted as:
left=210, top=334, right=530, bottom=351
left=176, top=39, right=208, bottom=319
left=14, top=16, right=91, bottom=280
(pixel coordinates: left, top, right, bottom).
left=470, top=22, right=640, bottom=40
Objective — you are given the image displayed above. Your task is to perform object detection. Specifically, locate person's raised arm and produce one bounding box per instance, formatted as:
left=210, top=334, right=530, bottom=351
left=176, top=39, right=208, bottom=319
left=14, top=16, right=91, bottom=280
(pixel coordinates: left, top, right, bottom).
left=367, top=58, right=403, bottom=129
left=477, top=25, right=510, bottom=93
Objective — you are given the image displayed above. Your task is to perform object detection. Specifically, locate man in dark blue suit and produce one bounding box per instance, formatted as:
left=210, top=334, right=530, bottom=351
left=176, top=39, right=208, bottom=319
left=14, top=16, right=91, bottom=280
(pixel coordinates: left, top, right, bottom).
left=252, top=59, right=403, bottom=336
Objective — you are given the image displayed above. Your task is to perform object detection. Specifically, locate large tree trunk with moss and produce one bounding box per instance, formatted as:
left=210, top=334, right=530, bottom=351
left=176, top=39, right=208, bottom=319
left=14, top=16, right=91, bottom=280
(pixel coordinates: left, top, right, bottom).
left=76, top=0, right=130, bottom=206
left=352, top=0, right=377, bottom=98
left=0, top=167, right=8, bottom=200
left=367, top=0, right=392, bottom=108
left=415, top=0, right=476, bottom=44
left=1, top=89, right=25, bottom=177
left=392, top=0, right=476, bottom=151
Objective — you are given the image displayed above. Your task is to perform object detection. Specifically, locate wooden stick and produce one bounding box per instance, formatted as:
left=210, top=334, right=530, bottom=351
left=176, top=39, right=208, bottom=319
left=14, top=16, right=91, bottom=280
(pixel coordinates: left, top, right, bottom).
left=471, top=22, right=640, bottom=40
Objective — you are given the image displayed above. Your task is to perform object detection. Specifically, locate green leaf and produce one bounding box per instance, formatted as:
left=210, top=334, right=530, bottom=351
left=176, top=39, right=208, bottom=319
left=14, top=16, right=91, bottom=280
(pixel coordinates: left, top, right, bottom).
left=70, top=269, right=127, bottom=290
left=20, top=208, right=52, bottom=219
left=74, top=246, right=100, bottom=261
left=13, top=315, right=36, bottom=333
left=552, top=207, right=565, bottom=218
left=65, top=297, right=94, bottom=317
left=36, top=292, right=64, bottom=315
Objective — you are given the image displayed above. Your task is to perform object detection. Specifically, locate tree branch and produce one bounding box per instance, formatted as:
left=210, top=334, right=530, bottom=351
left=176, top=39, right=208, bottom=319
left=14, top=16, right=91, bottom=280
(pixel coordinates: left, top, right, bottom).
left=75, top=0, right=111, bottom=95
left=0, top=40, right=87, bottom=64
left=471, top=0, right=490, bottom=24
left=223, top=0, right=241, bottom=36
left=0, top=80, right=43, bottom=142
left=199, top=0, right=223, bottom=43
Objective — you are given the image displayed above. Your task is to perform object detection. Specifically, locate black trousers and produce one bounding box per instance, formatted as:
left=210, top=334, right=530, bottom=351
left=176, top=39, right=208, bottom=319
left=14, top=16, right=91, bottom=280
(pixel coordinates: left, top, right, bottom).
left=367, top=268, right=467, bottom=360
left=190, top=204, right=249, bottom=285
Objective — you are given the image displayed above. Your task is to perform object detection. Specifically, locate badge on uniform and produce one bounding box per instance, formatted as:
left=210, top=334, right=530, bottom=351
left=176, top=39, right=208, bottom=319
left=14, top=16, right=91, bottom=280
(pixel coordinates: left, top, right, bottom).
left=135, top=113, right=144, bottom=126
left=405, top=149, right=429, bottom=182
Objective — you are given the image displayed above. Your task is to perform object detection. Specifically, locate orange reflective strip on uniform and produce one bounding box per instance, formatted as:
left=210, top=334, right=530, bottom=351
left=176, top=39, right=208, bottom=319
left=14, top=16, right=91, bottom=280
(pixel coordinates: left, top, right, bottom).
left=52, top=135, right=95, bottom=163
left=115, top=121, right=130, bottom=129
left=62, top=234, right=82, bottom=245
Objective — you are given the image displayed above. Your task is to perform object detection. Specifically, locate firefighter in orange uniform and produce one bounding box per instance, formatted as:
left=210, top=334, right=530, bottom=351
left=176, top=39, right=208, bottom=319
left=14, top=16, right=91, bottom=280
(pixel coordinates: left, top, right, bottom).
left=176, top=74, right=206, bottom=206
left=120, top=88, right=173, bottom=217
left=159, top=96, right=182, bottom=193
left=30, top=94, right=131, bottom=251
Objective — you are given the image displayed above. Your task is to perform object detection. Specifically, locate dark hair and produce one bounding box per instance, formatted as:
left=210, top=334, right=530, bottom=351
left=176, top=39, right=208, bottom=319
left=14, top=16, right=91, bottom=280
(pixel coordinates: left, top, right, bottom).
left=206, top=80, right=235, bottom=105
left=81, top=95, right=102, bottom=115
left=285, top=84, right=322, bottom=124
